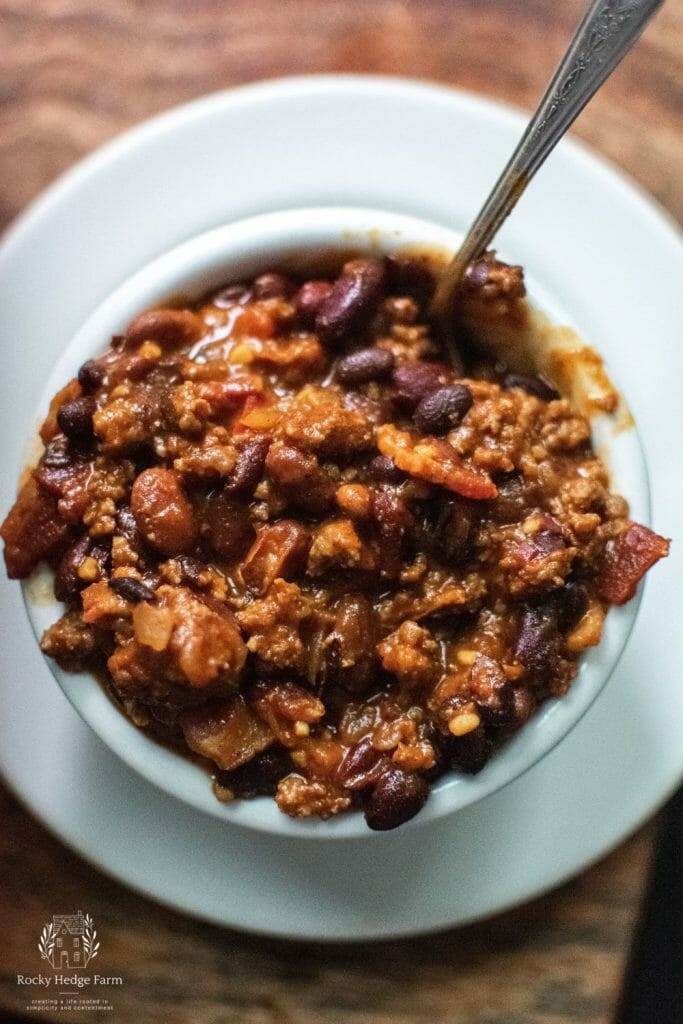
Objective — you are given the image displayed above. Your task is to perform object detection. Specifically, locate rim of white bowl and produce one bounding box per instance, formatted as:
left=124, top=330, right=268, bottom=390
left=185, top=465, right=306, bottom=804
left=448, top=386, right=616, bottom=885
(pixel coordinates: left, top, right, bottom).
left=23, top=206, right=648, bottom=839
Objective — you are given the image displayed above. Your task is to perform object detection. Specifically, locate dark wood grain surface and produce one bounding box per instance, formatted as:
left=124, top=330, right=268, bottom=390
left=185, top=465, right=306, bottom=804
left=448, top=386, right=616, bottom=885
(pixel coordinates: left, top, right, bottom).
left=1, top=1, right=681, bottom=1021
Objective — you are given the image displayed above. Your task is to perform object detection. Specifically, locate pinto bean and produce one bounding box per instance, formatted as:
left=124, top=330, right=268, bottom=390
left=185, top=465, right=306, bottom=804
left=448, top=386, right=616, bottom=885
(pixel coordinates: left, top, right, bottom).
left=364, top=766, right=428, bottom=830
left=131, top=468, right=199, bottom=556
left=205, top=490, right=256, bottom=563
left=57, top=396, right=96, bottom=446
left=315, top=258, right=386, bottom=345
left=265, top=442, right=335, bottom=513
left=413, top=384, right=473, bottom=435
left=391, top=361, right=451, bottom=408
left=503, top=373, right=559, bottom=401
left=124, top=308, right=202, bottom=350
left=335, top=347, right=395, bottom=386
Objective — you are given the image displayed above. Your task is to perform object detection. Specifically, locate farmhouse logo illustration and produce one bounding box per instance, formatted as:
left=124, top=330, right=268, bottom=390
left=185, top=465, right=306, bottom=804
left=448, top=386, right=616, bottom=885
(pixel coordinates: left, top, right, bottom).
left=38, top=912, right=99, bottom=970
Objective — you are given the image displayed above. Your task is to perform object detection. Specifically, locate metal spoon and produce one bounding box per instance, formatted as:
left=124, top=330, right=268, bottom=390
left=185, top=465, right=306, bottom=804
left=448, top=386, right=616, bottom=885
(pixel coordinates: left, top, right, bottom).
left=431, top=0, right=664, bottom=337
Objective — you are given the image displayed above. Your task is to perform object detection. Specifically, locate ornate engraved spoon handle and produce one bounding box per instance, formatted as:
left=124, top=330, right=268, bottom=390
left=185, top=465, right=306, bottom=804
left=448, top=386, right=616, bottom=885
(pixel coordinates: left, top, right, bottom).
left=432, top=0, right=664, bottom=319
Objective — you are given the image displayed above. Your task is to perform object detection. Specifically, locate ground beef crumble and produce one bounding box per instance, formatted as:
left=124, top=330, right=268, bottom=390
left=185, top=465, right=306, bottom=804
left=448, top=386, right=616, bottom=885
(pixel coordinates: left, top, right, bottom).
left=1, top=251, right=669, bottom=830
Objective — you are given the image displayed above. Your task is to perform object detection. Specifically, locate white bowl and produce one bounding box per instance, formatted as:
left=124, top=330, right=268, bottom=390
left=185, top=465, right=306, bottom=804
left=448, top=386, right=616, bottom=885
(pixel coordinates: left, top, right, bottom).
left=24, top=206, right=649, bottom=839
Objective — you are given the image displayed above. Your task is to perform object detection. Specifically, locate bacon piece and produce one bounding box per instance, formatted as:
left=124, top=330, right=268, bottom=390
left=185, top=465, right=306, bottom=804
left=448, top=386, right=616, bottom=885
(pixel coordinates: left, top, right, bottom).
left=376, top=424, right=497, bottom=500
left=1, top=478, right=70, bottom=578
left=598, top=522, right=669, bottom=605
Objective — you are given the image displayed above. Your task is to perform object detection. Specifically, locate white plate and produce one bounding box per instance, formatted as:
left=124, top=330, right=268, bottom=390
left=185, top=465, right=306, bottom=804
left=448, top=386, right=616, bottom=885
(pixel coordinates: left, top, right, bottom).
left=1, top=76, right=681, bottom=940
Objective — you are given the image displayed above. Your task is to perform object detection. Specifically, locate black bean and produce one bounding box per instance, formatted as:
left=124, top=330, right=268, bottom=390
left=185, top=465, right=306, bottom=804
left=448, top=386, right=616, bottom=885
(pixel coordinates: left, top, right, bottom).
left=293, top=280, right=334, bottom=325
left=391, top=361, right=451, bottom=408
left=224, top=436, right=270, bottom=496
left=555, top=580, right=589, bottom=632
left=315, top=257, right=386, bottom=345
left=364, top=767, right=429, bottom=831
left=56, top=396, right=96, bottom=446
left=503, top=373, right=559, bottom=401
left=413, top=384, right=473, bottom=435
left=252, top=272, right=296, bottom=300
left=77, top=359, right=105, bottom=393
left=367, top=455, right=405, bottom=484
left=54, top=535, right=93, bottom=605
left=385, top=253, right=436, bottom=304
left=174, top=555, right=207, bottom=588
left=218, top=746, right=292, bottom=798
left=515, top=605, right=561, bottom=680
left=418, top=499, right=477, bottom=565
left=444, top=726, right=492, bottom=774
left=109, top=576, right=155, bottom=603
left=335, top=347, right=395, bottom=386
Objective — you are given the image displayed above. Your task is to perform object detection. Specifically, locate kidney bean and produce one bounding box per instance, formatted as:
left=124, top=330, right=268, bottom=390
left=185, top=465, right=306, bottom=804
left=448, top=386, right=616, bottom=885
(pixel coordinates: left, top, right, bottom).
left=503, top=373, right=559, bottom=401
left=364, top=766, right=429, bottom=831
left=371, top=488, right=414, bottom=578
left=212, top=283, right=252, bottom=307
left=54, top=535, right=93, bottom=604
left=131, top=468, right=199, bottom=556
left=391, top=361, right=451, bottom=408
left=413, top=384, right=473, bottom=435
left=252, top=272, right=296, bottom=300
left=315, top=258, right=386, bottom=345
left=124, top=308, right=202, bottom=350
left=368, top=455, right=405, bottom=484
left=293, top=280, right=334, bottom=325
left=326, top=594, right=376, bottom=692
left=337, top=737, right=387, bottom=790
left=57, top=396, right=96, bottom=446
left=224, top=436, right=270, bottom=497
left=109, top=576, right=155, bottom=603
left=205, top=491, right=256, bottom=562
left=515, top=605, right=561, bottom=681
left=77, top=359, right=105, bottom=393
left=217, top=746, right=292, bottom=799
left=334, top=346, right=394, bottom=386
left=385, top=253, right=436, bottom=304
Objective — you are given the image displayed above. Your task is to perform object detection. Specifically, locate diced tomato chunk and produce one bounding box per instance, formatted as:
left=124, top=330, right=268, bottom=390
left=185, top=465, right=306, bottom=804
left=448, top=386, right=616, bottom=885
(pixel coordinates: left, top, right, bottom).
left=598, top=522, right=670, bottom=605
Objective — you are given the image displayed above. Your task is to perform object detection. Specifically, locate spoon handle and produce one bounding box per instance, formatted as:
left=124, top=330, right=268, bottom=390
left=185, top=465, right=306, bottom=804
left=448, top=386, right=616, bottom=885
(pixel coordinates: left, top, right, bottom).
left=432, top=0, right=664, bottom=316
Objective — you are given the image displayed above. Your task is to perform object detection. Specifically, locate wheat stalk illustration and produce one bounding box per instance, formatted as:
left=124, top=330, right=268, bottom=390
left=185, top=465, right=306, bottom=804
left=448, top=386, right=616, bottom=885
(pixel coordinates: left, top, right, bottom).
left=82, top=914, right=100, bottom=965
left=38, top=923, right=57, bottom=967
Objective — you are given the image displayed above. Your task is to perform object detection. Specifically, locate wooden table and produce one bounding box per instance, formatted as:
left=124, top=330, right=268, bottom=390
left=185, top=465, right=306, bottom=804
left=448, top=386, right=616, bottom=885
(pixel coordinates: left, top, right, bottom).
left=0, top=2, right=680, bottom=1021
